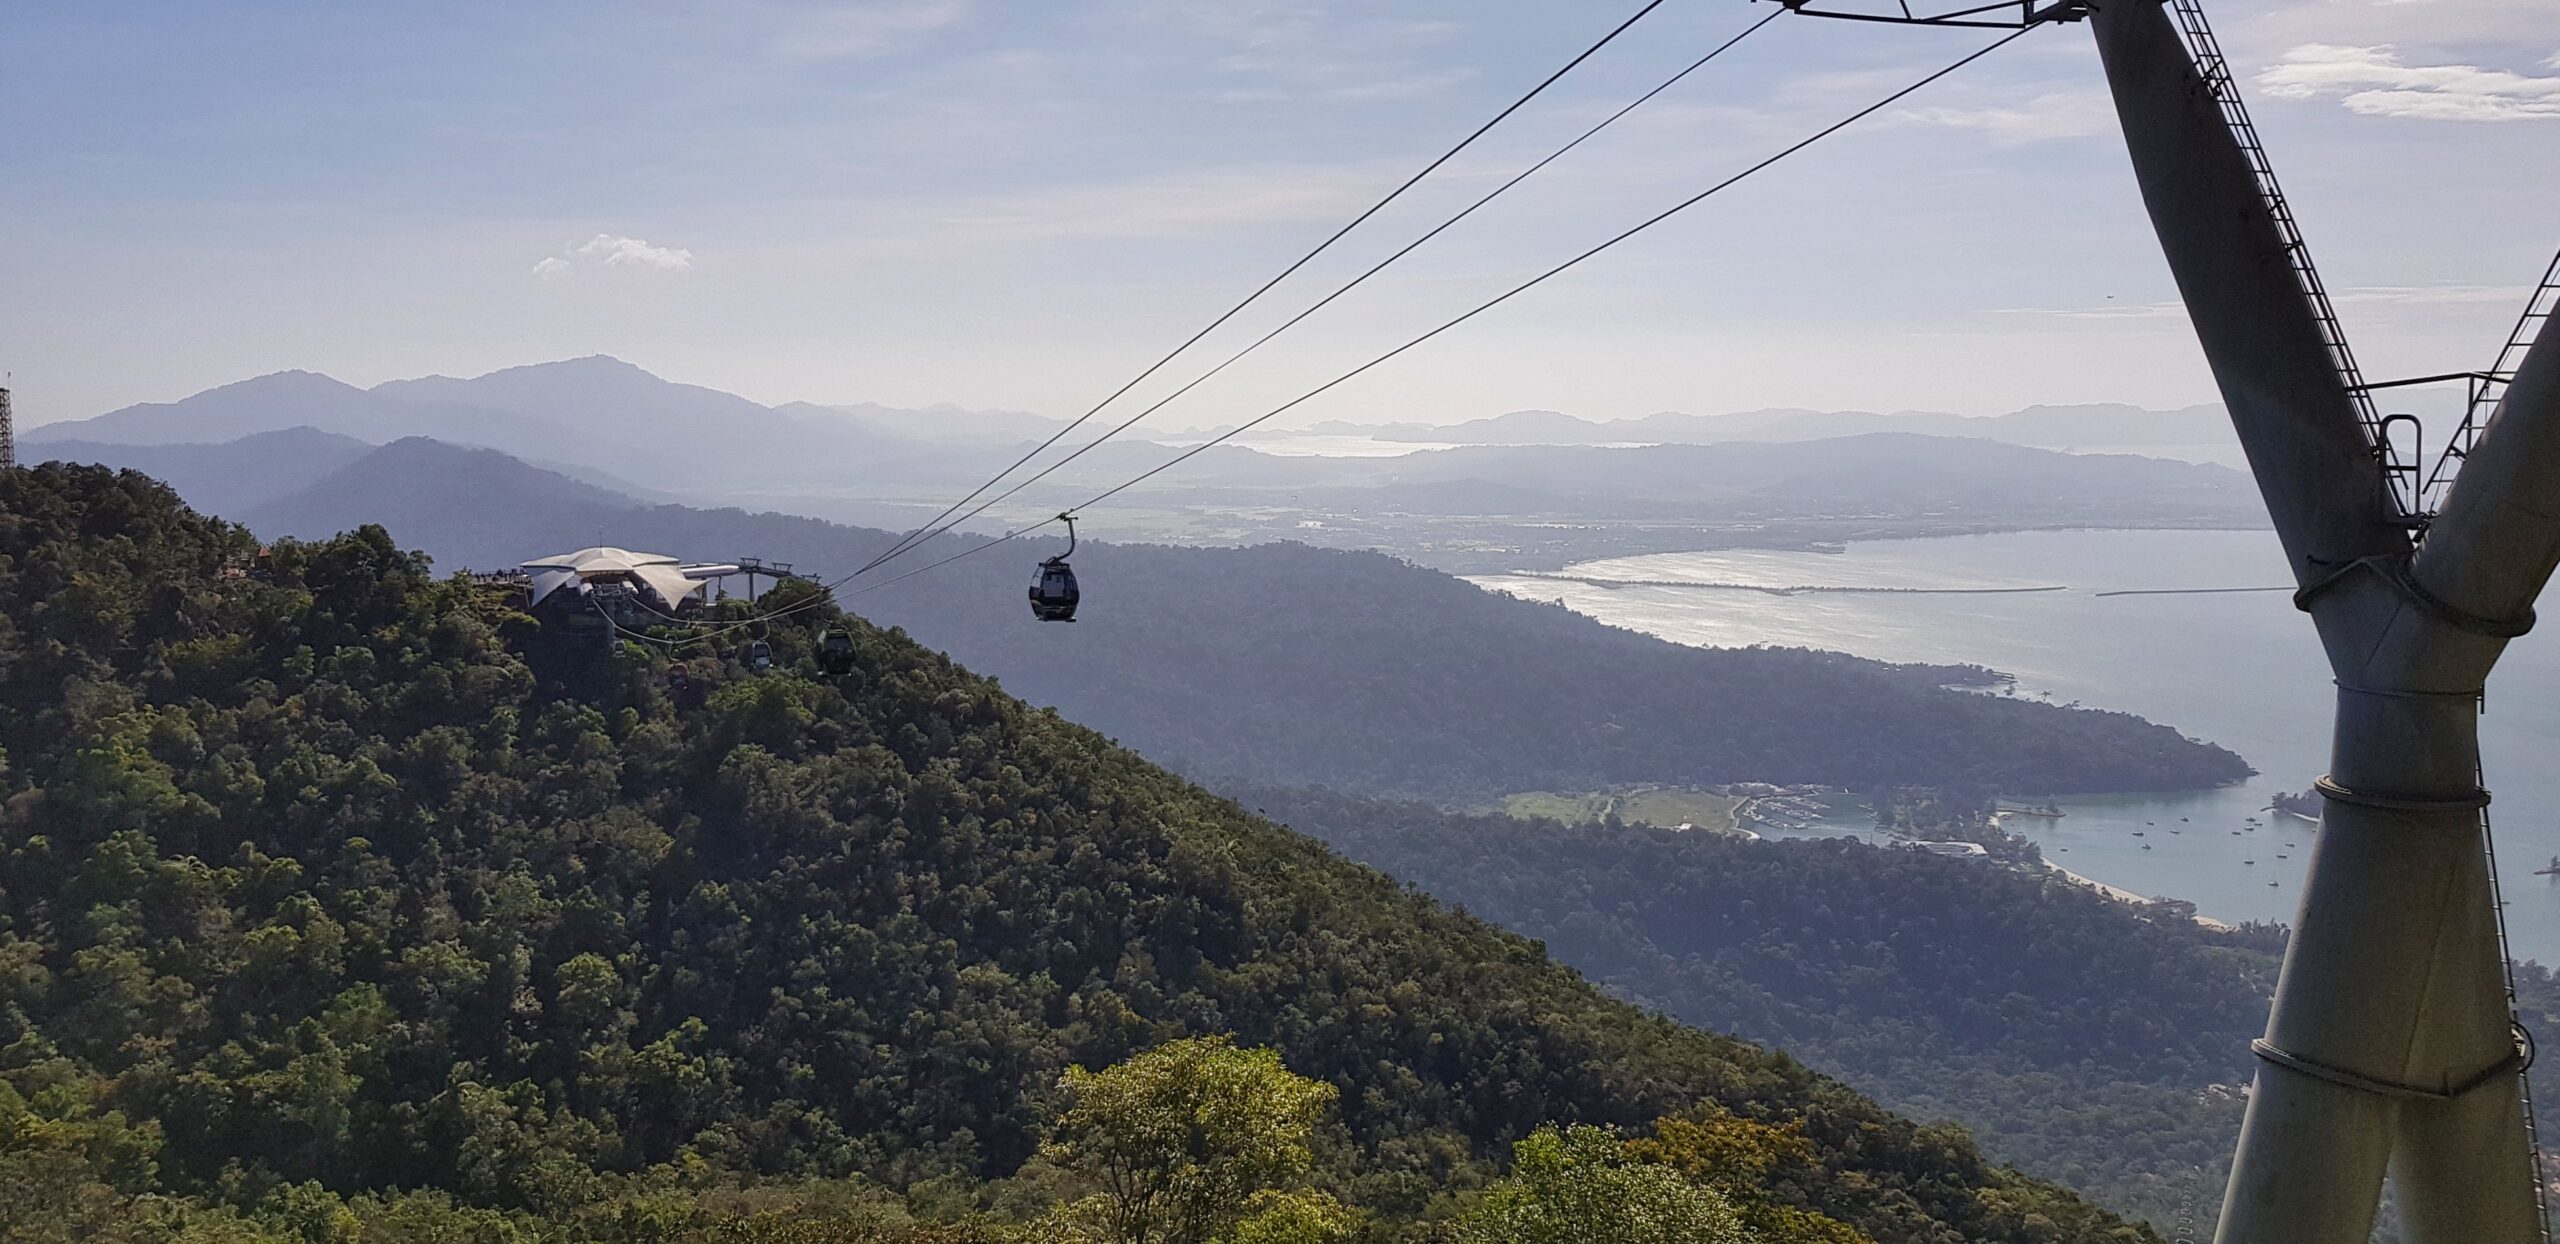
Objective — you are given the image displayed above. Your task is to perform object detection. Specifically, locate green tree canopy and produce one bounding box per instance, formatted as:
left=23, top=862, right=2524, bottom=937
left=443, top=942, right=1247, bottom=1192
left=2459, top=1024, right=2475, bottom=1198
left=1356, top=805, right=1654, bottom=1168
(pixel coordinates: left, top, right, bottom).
left=1040, top=1037, right=1347, bottom=1244
left=1453, top=1126, right=1754, bottom=1244
left=0, top=464, right=2156, bottom=1243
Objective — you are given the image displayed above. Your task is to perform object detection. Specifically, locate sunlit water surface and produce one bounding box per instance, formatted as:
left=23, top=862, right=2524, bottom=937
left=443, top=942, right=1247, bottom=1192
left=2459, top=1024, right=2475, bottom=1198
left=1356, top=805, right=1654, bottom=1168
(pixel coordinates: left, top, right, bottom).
left=1472, top=528, right=2560, bottom=961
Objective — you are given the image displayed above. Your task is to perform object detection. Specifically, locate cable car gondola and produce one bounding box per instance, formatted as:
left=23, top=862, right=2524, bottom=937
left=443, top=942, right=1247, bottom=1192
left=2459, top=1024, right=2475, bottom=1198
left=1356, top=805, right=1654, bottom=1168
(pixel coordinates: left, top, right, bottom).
left=746, top=639, right=773, bottom=671
left=1030, top=514, right=1081, bottom=623
left=818, top=628, right=855, bottom=675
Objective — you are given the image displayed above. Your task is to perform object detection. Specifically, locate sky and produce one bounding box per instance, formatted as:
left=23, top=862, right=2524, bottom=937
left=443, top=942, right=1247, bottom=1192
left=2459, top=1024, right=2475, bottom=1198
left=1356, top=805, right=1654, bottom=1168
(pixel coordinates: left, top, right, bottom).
left=2, top=0, right=2555, bottom=430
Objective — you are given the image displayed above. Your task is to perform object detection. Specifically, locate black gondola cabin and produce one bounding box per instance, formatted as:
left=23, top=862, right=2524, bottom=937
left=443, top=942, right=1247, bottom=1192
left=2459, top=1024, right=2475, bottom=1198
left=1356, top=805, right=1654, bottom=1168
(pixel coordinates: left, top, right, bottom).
left=1030, top=558, right=1079, bottom=622
left=1030, top=513, right=1081, bottom=622
left=819, top=628, right=855, bottom=674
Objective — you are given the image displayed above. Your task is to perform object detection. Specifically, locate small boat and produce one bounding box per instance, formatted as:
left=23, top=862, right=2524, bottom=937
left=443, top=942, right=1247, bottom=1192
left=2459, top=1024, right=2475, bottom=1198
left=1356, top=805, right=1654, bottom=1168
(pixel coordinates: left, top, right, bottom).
left=2142, top=844, right=2152, bottom=850
left=2269, top=880, right=2280, bottom=887
left=2133, top=831, right=2146, bottom=837
left=2180, top=817, right=2189, bottom=823
left=2244, top=859, right=2256, bottom=865
left=2536, top=855, right=2560, bottom=877
left=2277, top=854, right=2289, bottom=859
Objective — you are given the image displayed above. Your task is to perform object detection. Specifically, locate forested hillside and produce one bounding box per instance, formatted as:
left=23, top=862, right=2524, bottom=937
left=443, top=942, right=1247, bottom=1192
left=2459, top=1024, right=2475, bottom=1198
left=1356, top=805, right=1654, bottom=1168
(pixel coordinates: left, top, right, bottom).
left=138, top=436, right=2255, bottom=798
left=0, top=465, right=2151, bottom=1241
left=865, top=539, right=2248, bottom=798
left=1231, top=785, right=2280, bottom=1232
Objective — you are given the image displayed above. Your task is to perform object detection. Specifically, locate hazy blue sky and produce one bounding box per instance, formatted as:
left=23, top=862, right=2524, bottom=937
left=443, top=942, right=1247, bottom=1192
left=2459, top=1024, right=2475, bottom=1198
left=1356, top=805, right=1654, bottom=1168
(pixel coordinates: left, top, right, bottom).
left=3, top=0, right=2554, bottom=427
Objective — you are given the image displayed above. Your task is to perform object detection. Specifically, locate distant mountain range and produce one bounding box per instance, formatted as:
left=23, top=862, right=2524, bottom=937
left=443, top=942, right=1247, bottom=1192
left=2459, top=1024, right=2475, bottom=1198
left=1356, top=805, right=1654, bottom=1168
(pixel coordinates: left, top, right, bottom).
left=24, top=356, right=1060, bottom=496
left=1306, top=403, right=2240, bottom=452
left=27, top=427, right=377, bottom=517
left=1182, top=434, right=2254, bottom=514
left=36, top=357, right=2244, bottom=497
left=28, top=357, right=2267, bottom=553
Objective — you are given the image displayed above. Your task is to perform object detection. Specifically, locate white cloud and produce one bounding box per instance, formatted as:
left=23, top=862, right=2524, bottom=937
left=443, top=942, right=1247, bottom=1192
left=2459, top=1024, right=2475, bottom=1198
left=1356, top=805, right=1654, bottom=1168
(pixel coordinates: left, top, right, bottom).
left=530, top=256, right=573, bottom=281
left=1897, top=90, right=2116, bottom=145
left=573, top=234, right=695, bottom=270
left=771, top=0, right=972, bottom=63
left=2259, top=43, right=2560, bottom=121
left=2249, top=0, right=2560, bottom=60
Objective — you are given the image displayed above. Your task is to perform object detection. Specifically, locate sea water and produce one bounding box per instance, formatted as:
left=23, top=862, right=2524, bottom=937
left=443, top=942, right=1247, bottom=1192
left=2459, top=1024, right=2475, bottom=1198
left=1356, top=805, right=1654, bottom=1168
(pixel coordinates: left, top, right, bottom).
left=1472, top=528, right=2560, bottom=962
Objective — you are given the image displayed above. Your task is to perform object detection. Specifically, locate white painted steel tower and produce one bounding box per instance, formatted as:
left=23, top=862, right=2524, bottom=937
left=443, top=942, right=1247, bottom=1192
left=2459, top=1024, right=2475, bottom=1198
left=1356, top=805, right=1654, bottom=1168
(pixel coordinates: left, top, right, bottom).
left=1772, top=0, right=2560, bottom=1238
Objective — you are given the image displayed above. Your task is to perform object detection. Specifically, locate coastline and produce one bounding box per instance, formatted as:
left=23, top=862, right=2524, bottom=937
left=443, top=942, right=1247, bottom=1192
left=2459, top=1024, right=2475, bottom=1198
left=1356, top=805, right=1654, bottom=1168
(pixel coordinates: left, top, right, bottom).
left=2045, top=861, right=2236, bottom=932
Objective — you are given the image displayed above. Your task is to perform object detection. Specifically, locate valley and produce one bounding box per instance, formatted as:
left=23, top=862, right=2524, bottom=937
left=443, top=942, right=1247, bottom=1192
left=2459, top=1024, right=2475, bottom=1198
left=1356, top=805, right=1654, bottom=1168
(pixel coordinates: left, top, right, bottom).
left=17, top=0, right=2557, bottom=1232
left=3, top=362, right=2321, bottom=1239
left=0, top=463, right=2161, bottom=1242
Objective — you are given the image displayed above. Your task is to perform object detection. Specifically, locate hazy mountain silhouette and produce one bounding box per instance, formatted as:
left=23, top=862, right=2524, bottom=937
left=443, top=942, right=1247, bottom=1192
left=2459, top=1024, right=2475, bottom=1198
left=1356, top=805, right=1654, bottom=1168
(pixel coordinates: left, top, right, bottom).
left=31, top=361, right=2246, bottom=526
left=1354, top=402, right=2237, bottom=451
left=240, top=437, right=647, bottom=568
left=29, top=357, right=1051, bottom=496
left=819, top=400, right=1070, bottom=446
left=1126, top=433, right=2260, bottom=530
left=24, top=426, right=375, bottom=516
left=23, top=370, right=599, bottom=460
left=220, top=435, right=2248, bottom=797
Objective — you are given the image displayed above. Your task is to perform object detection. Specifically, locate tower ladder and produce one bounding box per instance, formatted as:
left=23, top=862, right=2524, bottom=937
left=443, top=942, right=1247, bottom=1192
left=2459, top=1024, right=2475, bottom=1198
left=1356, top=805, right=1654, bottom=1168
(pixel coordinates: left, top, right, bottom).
left=2419, top=247, right=2560, bottom=517
left=2163, top=0, right=2416, bottom=521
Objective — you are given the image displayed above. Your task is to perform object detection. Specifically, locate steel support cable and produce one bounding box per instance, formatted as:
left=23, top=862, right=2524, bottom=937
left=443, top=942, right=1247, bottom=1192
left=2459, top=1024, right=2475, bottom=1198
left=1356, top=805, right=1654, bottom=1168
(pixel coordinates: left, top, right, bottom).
left=853, top=9, right=1787, bottom=571
left=1075, top=25, right=2038, bottom=510
left=2475, top=716, right=2556, bottom=1242
left=848, top=24, right=2045, bottom=597
left=853, top=0, right=1676, bottom=577
left=641, top=0, right=1715, bottom=636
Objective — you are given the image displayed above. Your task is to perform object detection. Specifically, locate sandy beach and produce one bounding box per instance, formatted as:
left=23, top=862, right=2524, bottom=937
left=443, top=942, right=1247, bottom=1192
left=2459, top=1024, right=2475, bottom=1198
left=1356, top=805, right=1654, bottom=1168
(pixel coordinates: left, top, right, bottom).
left=2047, top=862, right=2238, bottom=931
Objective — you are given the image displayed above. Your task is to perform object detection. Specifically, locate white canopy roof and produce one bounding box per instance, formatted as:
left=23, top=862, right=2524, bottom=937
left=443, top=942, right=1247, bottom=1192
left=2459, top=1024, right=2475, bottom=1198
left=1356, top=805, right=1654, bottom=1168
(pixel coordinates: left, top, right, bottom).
left=521, top=546, right=706, bottom=611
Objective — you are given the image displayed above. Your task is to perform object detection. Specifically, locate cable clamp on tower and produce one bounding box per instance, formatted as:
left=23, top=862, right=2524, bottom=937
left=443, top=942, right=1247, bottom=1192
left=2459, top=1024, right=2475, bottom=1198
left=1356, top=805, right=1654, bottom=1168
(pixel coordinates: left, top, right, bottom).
left=2251, top=1037, right=2526, bottom=1102
left=2292, top=553, right=2538, bottom=638
left=2331, top=681, right=2482, bottom=703
left=2313, top=774, right=2491, bottom=813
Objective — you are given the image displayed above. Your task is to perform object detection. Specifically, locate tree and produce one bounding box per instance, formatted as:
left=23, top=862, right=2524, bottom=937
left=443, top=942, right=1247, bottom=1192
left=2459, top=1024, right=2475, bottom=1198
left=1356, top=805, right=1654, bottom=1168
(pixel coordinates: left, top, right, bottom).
left=1629, top=1114, right=1869, bottom=1244
left=1040, top=1037, right=1344, bottom=1244
left=1452, top=1126, right=1756, bottom=1244
left=0, top=468, right=2160, bottom=1243
left=1223, top=1190, right=1362, bottom=1244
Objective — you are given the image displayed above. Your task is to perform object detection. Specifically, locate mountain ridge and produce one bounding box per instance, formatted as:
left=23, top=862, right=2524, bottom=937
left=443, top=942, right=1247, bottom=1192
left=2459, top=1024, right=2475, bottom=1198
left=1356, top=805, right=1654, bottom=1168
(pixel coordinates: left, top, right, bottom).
left=0, top=461, right=2152, bottom=1241
left=1332, top=403, right=2237, bottom=451
left=81, top=433, right=2254, bottom=798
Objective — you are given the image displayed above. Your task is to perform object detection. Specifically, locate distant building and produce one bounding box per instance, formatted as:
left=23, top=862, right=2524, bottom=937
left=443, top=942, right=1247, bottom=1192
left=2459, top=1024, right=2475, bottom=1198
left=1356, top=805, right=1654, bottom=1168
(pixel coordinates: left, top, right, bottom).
left=1907, top=840, right=1990, bottom=859
left=521, top=547, right=738, bottom=627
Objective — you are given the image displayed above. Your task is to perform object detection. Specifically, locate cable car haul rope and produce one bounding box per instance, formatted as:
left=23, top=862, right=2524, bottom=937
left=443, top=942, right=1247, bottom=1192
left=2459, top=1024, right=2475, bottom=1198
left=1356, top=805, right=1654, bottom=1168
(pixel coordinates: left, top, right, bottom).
left=846, top=17, right=2057, bottom=602
left=588, top=1, right=2560, bottom=1237
left=613, top=1, right=2060, bottom=639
